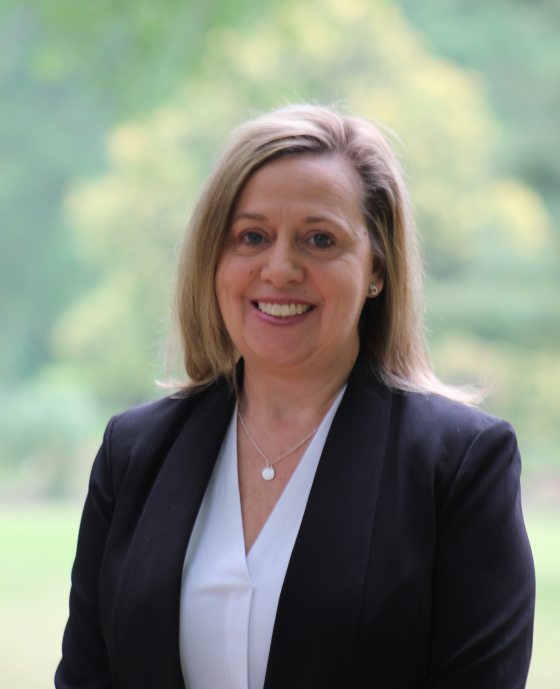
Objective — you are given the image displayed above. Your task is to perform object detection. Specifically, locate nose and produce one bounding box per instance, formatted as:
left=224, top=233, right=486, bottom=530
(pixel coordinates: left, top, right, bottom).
left=260, top=238, right=305, bottom=287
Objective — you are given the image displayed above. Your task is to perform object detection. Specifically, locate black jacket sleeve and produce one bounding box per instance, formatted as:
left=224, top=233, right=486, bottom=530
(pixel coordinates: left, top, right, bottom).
left=426, top=421, right=535, bottom=688
left=55, top=418, right=117, bottom=689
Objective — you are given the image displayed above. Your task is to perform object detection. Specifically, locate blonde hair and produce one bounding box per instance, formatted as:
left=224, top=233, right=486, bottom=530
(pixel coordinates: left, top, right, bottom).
left=174, top=104, right=480, bottom=403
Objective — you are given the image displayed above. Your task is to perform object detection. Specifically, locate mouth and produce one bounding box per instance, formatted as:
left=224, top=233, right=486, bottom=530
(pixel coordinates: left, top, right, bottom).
left=253, top=301, right=315, bottom=318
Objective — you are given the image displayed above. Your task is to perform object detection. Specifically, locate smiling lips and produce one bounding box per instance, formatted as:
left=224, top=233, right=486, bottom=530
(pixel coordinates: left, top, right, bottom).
left=255, top=301, right=314, bottom=318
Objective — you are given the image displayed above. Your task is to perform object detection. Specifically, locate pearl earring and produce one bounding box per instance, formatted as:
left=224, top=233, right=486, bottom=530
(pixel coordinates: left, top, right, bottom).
left=368, top=283, right=378, bottom=297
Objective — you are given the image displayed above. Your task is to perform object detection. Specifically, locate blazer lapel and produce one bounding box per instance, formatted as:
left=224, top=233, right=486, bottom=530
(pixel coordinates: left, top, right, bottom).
left=112, top=380, right=236, bottom=689
left=264, top=367, right=393, bottom=689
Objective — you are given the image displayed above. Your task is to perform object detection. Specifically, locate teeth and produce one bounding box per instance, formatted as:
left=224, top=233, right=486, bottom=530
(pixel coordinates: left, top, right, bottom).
left=257, top=302, right=311, bottom=317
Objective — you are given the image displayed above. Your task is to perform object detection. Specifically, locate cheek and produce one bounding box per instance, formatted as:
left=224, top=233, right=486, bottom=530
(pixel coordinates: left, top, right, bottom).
left=215, top=261, right=258, bottom=317
left=216, top=256, right=257, bottom=286
left=215, top=257, right=234, bottom=294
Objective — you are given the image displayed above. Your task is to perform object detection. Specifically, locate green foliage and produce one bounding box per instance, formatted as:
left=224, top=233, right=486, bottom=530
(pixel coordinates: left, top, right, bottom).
left=2, top=0, right=559, bottom=493
left=0, top=6, right=107, bottom=381
left=400, top=0, right=560, bottom=222
left=56, top=0, right=553, bottom=402
left=0, top=372, right=103, bottom=496
left=1, top=0, right=282, bottom=385
left=13, top=0, right=281, bottom=116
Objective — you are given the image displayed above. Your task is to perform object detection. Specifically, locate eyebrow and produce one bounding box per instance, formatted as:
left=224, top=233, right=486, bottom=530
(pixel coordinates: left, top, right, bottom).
left=302, top=215, right=334, bottom=224
left=231, top=212, right=340, bottom=226
left=231, top=212, right=268, bottom=224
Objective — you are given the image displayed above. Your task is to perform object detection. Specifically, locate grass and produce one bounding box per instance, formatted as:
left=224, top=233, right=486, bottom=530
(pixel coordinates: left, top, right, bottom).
left=0, top=503, right=80, bottom=689
left=0, top=503, right=558, bottom=688
left=524, top=509, right=560, bottom=689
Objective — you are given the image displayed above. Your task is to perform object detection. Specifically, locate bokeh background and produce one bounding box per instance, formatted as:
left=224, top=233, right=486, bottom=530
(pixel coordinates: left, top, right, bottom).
left=1, top=0, right=558, bottom=686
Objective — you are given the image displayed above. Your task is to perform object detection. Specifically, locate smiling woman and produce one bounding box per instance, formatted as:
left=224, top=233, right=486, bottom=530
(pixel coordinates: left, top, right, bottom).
left=215, top=153, right=378, bottom=384
left=56, top=105, right=535, bottom=689
left=176, top=107, right=422, bottom=395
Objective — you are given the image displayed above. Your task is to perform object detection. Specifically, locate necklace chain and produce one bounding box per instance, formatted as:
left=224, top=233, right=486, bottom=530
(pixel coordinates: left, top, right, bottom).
left=237, top=409, right=319, bottom=481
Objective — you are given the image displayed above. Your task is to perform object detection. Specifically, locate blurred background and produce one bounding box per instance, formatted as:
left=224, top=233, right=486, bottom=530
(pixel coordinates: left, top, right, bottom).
left=1, top=0, right=558, bottom=686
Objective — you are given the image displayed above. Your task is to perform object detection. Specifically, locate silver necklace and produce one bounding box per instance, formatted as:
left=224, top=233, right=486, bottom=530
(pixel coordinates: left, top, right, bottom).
left=237, top=410, right=319, bottom=481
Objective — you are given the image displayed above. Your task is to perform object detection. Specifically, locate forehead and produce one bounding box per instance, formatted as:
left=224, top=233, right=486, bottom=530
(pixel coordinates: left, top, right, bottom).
left=233, top=153, right=365, bottom=215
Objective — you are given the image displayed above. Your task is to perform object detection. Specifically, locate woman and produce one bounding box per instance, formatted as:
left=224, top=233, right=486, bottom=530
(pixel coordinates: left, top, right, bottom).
left=56, top=105, right=535, bottom=689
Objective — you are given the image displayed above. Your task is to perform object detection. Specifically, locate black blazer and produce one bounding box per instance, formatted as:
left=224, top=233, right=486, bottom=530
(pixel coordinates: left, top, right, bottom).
left=56, top=362, right=535, bottom=689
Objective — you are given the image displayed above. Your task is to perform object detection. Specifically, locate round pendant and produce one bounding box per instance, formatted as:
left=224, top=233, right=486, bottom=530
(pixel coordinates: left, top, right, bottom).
left=262, top=466, right=275, bottom=481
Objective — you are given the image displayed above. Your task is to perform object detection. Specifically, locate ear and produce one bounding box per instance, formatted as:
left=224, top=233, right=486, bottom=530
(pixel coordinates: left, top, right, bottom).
left=367, top=255, right=384, bottom=298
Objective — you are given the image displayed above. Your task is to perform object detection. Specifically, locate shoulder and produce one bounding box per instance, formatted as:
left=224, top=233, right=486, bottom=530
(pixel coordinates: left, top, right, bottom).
left=387, top=389, right=521, bottom=509
left=394, top=389, right=515, bottom=450
left=108, top=392, right=197, bottom=453
left=347, top=362, right=518, bottom=471
left=110, top=378, right=231, bottom=438
left=101, top=379, right=232, bottom=492
left=349, top=357, right=516, bottom=457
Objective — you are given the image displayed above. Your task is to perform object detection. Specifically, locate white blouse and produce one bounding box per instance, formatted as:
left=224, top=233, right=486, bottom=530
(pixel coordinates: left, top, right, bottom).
left=179, top=389, right=345, bottom=689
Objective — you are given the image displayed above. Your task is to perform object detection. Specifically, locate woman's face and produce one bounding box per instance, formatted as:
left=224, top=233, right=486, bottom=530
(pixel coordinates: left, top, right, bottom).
left=215, top=153, right=383, bottom=380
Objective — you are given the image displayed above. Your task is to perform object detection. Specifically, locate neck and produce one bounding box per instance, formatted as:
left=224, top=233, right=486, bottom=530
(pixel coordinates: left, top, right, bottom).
left=238, top=354, right=356, bottom=427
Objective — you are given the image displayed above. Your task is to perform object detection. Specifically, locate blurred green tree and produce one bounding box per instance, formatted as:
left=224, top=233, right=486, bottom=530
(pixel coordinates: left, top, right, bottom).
left=400, top=0, right=560, bottom=224
left=1, top=0, right=291, bottom=493
left=3, top=0, right=558, bottom=494
left=0, top=0, right=289, bottom=383
left=0, top=6, right=107, bottom=381
left=54, top=0, right=554, bottom=409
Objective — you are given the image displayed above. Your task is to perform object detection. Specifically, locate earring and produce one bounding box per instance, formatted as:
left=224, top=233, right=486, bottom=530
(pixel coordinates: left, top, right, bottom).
left=368, top=283, right=378, bottom=297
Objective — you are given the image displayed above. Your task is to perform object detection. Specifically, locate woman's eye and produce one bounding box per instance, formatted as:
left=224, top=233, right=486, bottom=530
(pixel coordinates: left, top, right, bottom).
left=241, top=230, right=265, bottom=245
left=309, top=233, right=334, bottom=249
